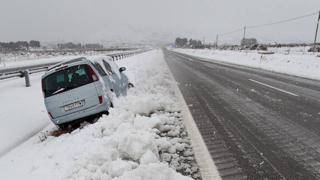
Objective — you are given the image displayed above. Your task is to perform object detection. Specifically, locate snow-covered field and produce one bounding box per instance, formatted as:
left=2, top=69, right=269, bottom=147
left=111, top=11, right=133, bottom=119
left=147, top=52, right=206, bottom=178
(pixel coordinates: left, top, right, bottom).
left=268, top=46, right=311, bottom=55
left=0, top=50, right=204, bottom=180
left=172, top=48, right=320, bottom=81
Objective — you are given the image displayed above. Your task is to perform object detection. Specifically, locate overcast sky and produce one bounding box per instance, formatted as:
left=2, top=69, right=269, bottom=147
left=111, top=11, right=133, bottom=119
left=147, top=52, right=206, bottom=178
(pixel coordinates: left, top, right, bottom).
left=1, top=0, right=320, bottom=44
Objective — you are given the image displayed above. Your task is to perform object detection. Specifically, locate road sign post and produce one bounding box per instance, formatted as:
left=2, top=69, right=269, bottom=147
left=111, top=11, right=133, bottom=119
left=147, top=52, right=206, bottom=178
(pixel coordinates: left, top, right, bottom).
left=24, top=70, right=30, bottom=87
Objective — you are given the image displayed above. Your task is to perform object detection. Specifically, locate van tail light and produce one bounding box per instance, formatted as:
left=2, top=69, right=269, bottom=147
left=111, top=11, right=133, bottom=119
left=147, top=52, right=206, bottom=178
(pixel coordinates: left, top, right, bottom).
left=48, top=112, right=53, bottom=119
left=98, top=96, right=103, bottom=104
left=86, top=65, right=99, bottom=82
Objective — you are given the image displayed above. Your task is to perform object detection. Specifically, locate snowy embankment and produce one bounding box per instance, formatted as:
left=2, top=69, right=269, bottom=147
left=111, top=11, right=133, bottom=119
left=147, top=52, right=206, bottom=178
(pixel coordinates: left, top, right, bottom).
left=172, top=48, right=320, bottom=81
left=0, top=50, right=202, bottom=180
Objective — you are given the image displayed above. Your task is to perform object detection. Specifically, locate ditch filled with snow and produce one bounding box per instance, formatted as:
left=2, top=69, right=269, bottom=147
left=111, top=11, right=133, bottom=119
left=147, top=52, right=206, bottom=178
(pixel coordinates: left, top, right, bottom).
left=0, top=50, right=202, bottom=180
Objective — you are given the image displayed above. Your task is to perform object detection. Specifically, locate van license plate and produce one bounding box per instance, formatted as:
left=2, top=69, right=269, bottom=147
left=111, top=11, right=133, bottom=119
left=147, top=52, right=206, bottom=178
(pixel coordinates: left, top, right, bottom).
left=64, top=100, right=85, bottom=111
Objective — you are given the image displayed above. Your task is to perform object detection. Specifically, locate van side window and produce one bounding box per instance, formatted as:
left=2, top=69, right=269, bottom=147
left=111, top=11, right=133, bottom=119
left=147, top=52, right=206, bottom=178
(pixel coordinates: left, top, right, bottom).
left=103, top=60, right=114, bottom=75
left=93, top=62, right=107, bottom=76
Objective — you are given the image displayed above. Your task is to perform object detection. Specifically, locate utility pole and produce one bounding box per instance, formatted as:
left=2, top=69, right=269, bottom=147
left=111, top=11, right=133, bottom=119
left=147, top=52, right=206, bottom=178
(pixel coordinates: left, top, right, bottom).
left=215, top=34, right=219, bottom=48
left=313, top=11, right=320, bottom=50
left=243, top=26, right=247, bottom=40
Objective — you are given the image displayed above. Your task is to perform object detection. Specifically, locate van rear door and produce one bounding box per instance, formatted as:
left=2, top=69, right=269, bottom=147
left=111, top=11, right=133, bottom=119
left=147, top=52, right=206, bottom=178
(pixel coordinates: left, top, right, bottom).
left=42, top=64, right=101, bottom=119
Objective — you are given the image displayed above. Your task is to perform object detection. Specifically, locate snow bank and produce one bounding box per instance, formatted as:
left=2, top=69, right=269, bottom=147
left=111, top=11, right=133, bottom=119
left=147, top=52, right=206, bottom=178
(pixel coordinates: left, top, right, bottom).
left=0, top=50, right=199, bottom=180
left=172, top=48, right=320, bottom=81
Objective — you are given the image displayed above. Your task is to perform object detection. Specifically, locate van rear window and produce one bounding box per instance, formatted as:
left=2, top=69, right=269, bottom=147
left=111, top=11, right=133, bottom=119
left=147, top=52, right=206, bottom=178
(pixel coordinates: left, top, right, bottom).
left=42, top=64, right=94, bottom=97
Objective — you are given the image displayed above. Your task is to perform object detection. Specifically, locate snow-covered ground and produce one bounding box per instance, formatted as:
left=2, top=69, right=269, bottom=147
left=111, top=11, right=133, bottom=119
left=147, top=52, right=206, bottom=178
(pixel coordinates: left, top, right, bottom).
left=172, top=48, right=320, bottom=81
left=268, top=46, right=311, bottom=55
left=0, top=74, right=49, bottom=156
left=0, top=50, right=204, bottom=180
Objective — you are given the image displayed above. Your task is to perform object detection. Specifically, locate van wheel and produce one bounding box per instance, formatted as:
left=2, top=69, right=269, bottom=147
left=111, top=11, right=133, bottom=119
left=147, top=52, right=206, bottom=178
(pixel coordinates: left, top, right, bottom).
left=57, top=123, right=70, bottom=131
left=128, top=83, right=134, bottom=88
left=87, top=116, right=100, bottom=124
left=110, top=101, right=114, bottom=108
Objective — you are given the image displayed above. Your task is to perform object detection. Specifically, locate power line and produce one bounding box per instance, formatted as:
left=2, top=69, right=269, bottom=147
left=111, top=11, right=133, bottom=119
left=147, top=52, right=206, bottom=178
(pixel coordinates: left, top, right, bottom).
left=247, top=12, right=318, bottom=29
left=219, top=28, right=243, bottom=36
left=219, top=11, right=318, bottom=37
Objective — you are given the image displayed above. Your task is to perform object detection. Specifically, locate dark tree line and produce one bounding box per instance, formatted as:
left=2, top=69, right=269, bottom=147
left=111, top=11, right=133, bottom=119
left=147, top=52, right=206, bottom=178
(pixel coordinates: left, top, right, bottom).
left=29, top=40, right=41, bottom=48
left=0, top=40, right=41, bottom=51
left=57, top=42, right=103, bottom=50
left=175, top=37, right=204, bottom=49
left=188, top=39, right=203, bottom=48
left=57, top=42, right=82, bottom=49
left=175, top=37, right=188, bottom=48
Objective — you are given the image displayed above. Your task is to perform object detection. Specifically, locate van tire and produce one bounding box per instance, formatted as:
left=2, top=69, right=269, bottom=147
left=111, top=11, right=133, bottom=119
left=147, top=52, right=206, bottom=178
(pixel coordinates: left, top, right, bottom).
left=57, top=123, right=70, bottom=131
left=110, top=101, right=114, bottom=108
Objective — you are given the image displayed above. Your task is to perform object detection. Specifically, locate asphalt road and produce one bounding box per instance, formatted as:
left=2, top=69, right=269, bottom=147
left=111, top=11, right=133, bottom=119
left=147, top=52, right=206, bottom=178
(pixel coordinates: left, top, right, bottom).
left=164, top=49, right=320, bottom=180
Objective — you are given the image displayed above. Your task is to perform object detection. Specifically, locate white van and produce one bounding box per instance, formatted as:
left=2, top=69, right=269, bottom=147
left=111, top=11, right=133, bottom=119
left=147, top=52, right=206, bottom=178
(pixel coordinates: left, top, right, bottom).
left=41, top=57, right=114, bottom=129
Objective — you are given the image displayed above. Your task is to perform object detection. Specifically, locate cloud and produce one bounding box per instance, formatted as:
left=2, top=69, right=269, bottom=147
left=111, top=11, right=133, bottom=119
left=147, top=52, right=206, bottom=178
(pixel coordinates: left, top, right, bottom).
left=0, top=0, right=319, bottom=44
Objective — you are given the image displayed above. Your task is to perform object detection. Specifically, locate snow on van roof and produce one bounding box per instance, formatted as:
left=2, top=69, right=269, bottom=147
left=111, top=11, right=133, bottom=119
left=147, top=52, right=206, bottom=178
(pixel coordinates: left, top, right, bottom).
left=47, top=57, right=87, bottom=71
left=43, top=55, right=115, bottom=77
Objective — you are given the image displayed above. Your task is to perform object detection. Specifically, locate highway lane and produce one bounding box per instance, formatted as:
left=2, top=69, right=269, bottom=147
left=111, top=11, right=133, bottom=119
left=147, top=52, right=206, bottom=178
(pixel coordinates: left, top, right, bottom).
left=164, top=49, right=320, bottom=180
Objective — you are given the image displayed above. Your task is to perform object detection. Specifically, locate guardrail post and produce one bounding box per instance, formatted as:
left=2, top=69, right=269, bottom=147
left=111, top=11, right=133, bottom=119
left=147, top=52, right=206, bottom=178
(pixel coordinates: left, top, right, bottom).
left=24, top=70, right=31, bottom=87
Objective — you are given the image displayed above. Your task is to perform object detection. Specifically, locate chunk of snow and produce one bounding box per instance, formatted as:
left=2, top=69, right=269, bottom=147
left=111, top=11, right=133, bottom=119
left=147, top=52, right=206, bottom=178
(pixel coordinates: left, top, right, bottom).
left=118, top=131, right=158, bottom=161
left=133, top=115, right=161, bottom=130
left=140, top=150, right=159, bottom=164
left=108, top=159, right=138, bottom=178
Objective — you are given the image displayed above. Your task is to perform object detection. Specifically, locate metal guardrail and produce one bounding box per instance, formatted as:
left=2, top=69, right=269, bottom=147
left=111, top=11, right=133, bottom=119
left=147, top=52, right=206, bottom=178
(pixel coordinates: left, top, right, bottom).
left=0, top=50, right=144, bottom=86
left=0, top=63, right=58, bottom=80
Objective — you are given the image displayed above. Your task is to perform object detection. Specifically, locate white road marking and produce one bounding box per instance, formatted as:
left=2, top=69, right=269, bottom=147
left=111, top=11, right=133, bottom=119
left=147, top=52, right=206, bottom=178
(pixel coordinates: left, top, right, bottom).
left=248, top=79, right=299, bottom=97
